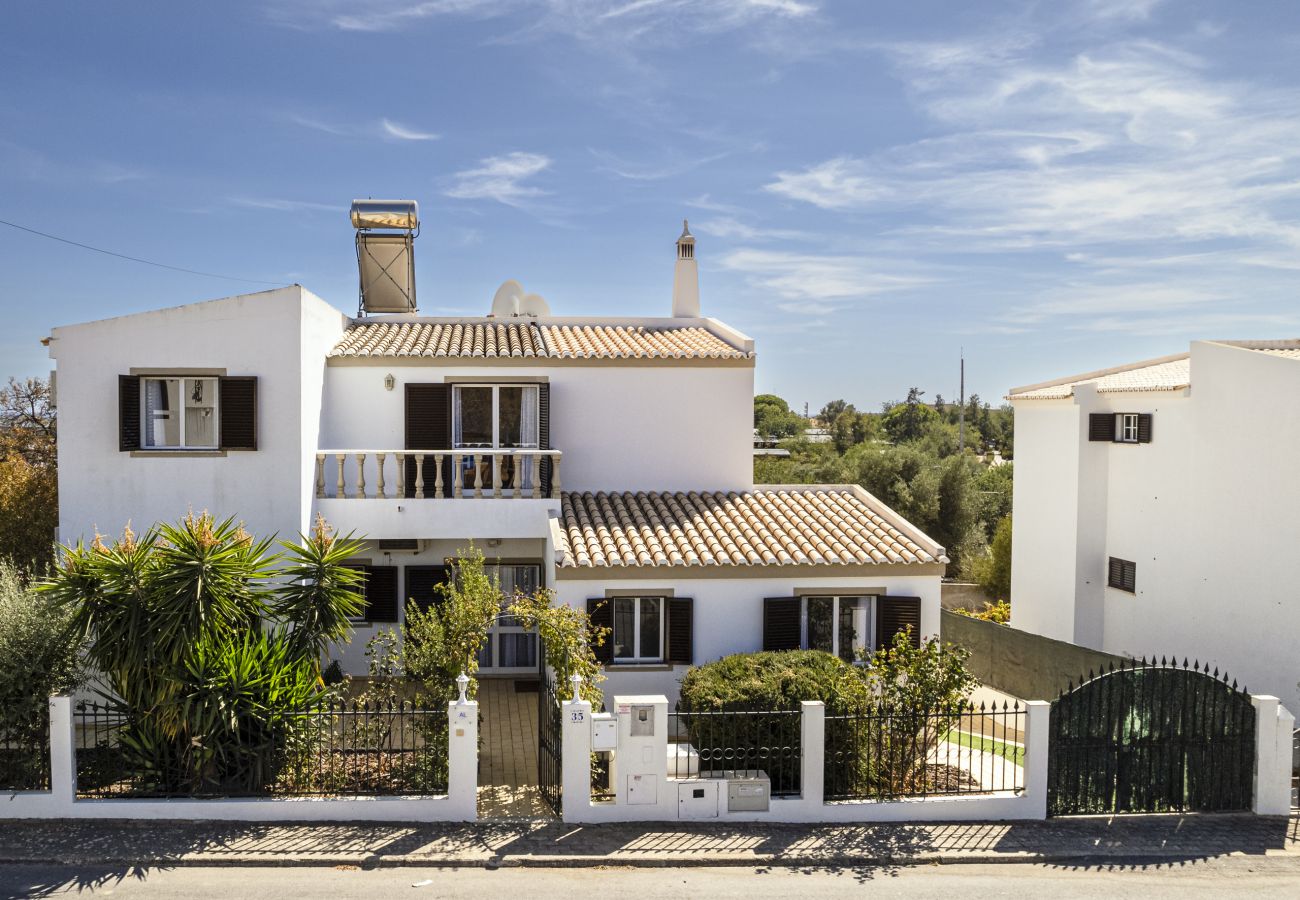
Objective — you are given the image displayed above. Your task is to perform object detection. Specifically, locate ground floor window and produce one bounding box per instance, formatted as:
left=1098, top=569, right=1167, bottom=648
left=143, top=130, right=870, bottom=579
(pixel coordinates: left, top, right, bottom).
left=611, top=596, right=664, bottom=663
left=805, top=595, right=874, bottom=662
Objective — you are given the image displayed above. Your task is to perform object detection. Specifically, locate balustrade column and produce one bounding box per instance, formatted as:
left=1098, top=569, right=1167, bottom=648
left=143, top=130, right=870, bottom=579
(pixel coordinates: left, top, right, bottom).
left=395, top=453, right=405, bottom=498
left=453, top=454, right=464, bottom=498
left=355, top=454, right=367, bottom=499
left=336, top=454, right=345, bottom=500
left=433, top=453, right=444, bottom=499
left=414, top=454, right=425, bottom=500
left=551, top=455, right=562, bottom=499
left=375, top=453, right=386, bottom=499
left=314, top=455, right=325, bottom=499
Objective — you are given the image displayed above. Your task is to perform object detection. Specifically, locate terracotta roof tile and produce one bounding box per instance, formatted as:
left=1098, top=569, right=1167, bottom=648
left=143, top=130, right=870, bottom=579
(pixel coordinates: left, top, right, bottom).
left=557, top=488, right=946, bottom=569
left=329, top=320, right=749, bottom=360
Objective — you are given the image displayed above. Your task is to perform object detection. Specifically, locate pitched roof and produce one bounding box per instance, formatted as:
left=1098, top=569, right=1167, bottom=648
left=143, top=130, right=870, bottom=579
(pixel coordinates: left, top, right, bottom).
left=1009, top=354, right=1191, bottom=401
left=556, top=488, right=946, bottom=569
left=329, top=320, right=750, bottom=360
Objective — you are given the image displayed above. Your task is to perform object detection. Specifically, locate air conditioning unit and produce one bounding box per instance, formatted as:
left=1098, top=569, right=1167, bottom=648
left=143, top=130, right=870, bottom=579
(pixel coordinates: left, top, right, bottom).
left=377, top=539, right=420, bottom=552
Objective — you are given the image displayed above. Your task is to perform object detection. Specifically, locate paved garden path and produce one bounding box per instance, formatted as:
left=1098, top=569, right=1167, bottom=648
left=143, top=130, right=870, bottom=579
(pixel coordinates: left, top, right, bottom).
left=476, top=678, right=550, bottom=820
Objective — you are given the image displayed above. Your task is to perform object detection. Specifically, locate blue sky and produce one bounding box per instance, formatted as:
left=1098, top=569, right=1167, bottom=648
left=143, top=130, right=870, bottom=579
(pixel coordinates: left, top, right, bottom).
left=4, top=1, right=1300, bottom=412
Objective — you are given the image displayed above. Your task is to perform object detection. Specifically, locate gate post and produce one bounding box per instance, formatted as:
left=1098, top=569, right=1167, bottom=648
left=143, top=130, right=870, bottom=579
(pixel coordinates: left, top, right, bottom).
left=1024, top=700, right=1050, bottom=820
left=1250, top=695, right=1294, bottom=816
left=49, top=695, right=76, bottom=808
left=561, top=697, right=592, bottom=822
left=800, top=701, right=825, bottom=809
left=448, top=696, right=479, bottom=821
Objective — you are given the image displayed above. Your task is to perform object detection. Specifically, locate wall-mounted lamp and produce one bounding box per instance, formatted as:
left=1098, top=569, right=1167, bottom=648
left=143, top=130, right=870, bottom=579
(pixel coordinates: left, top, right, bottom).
left=384, top=373, right=396, bottom=391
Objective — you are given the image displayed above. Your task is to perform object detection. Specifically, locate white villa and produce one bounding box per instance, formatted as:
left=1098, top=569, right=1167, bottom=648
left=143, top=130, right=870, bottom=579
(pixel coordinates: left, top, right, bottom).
left=47, top=206, right=946, bottom=703
left=1008, top=339, right=1300, bottom=715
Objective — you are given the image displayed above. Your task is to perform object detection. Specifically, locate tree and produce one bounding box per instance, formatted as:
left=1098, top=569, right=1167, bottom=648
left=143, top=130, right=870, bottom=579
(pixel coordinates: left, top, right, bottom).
left=510, top=589, right=608, bottom=706
left=817, top=399, right=849, bottom=425
left=830, top=407, right=875, bottom=453
left=41, top=512, right=364, bottom=794
left=754, top=394, right=804, bottom=439
left=972, top=515, right=1012, bottom=601
left=0, top=378, right=57, bottom=571
left=880, top=389, right=940, bottom=444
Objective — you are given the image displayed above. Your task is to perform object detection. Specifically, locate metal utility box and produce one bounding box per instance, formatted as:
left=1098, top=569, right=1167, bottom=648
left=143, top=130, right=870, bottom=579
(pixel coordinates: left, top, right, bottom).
left=725, top=771, right=771, bottom=812
left=677, top=780, right=720, bottom=819
left=630, top=704, right=655, bottom=737
left=591, top=712, right=616, bottom=751
left=627, top=773, right=658, bottom=805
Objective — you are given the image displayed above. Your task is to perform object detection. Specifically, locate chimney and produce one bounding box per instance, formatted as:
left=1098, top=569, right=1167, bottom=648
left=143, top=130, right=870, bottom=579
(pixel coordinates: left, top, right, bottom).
left=671, top=219, right=699, bottom=318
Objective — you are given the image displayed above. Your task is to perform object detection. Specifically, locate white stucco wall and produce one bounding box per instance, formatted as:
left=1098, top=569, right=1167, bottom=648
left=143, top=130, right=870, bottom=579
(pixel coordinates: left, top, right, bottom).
left=50, top=286, right=345, bottom=545
left=553, top=570, right=942, bottom=706
left=1011, top=342, right=1300, bottom=716
left=320, top=361, right=755, bottom=494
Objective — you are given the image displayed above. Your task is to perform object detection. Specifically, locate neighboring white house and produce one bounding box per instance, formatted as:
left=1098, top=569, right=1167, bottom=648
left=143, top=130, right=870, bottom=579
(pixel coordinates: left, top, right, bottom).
left=1008, top=339, right=1300, bottom=715
left=47, top=214, right=946, bottom=703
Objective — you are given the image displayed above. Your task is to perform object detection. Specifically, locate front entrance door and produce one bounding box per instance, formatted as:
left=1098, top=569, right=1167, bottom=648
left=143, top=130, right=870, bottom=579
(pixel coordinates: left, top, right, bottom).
left=476, top=563, right=542, bottom=677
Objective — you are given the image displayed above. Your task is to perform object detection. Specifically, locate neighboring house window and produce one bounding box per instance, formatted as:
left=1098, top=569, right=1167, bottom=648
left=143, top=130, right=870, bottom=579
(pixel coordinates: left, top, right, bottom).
left=142, top=377, right=218, bottom=449
left=1116, top=413, right=1139, bottom=443
left=610, top=596, right=664, bottom=663
left=1089, top=412, right=1152, bottom=444
left=1108, top=557, right=1137, bottom=593
left=451, top=384, right=540, bottom=490
left=763, top=595, right=921, bottom=655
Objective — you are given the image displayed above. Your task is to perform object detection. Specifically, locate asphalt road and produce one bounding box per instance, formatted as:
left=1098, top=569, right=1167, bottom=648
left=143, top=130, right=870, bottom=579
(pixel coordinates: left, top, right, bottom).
left=5, top=857, right=1300, bottom=900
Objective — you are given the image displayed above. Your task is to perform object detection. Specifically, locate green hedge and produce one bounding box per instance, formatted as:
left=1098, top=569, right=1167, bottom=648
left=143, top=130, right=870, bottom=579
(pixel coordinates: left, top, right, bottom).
left=678, top=650, right=871, bottom=713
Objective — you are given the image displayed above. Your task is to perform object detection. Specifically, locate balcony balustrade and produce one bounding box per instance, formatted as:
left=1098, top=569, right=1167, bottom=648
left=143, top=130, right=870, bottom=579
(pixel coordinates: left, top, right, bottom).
left=314, top=449, right=561, bottom=500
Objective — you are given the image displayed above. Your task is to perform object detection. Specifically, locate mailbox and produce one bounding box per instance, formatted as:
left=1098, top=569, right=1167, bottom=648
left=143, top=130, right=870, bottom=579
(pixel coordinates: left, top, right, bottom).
left=591, top=712, right=616, bottom=751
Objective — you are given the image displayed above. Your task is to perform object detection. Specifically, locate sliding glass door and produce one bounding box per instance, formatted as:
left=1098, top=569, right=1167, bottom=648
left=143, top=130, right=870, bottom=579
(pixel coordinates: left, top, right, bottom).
left=475, top=563, right=542, bottom=676
left=452, top=385, right=540, bottom=493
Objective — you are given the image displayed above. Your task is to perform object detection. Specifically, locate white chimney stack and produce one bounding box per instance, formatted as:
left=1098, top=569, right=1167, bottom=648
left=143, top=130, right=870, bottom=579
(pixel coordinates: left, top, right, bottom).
left=671, top=219, right=700, bottom=318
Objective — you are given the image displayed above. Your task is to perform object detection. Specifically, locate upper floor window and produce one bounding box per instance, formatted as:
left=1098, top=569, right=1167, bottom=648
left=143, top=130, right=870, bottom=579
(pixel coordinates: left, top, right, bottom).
left=452, top=384, right=539, bottom=450
left=143, top=377, right=218, bottom=449
left=1108, top=557, right=1137, bottom=593
left=1089, top=412, right=1152, bottom=444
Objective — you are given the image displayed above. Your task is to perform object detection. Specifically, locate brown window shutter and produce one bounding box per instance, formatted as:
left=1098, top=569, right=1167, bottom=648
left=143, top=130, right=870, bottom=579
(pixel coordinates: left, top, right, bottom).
left=119, top=375, right=141, bottom=451
left=665, top=597, right=693, bottom=665
left=587, top=598, right=613, bottom=664
left=763, top=597, right=801, bottom=651
left=218, top=377, right=258, bottom=450
left=405, top=565, right=450, bottom=616
left=405, top=383, right=451, bottom=498
left=1137, top=414, right=1153, bottom=443
left=875, top=596, right=922, bottom=650
left=1108, top=557, right=1136, bottom=593
left=539, top=383, right=552, bottom=498
left=360, top=565, right=400, bottom=623
left=1088, top=413, right=1114, bottom=442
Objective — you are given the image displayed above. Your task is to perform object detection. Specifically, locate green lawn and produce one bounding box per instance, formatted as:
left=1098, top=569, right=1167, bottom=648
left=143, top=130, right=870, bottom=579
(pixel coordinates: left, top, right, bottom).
left=941, top=728, right=1025, bottom=766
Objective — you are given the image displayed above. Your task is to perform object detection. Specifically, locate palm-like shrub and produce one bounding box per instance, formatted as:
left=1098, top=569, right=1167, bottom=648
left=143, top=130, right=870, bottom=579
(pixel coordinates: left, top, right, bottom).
left=41, top=513, right=364, bottom=795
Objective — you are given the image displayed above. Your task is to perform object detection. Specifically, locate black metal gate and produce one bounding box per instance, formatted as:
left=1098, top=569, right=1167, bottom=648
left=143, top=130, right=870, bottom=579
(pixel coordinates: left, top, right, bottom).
left=1048, top=659, right=1255, bottom=816
left=537, top=675, right=563, bottom=816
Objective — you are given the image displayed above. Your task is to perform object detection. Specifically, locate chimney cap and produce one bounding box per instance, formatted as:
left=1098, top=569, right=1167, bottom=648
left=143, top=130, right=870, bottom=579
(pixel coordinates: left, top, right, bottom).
left=677, top=219, right=694, bottom=243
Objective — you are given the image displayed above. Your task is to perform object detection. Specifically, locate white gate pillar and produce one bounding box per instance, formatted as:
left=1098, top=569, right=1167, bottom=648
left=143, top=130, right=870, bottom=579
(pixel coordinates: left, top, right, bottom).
left=1251, top=695, right=1294, bottom=816
left=1023, top=700, right=1050, bottom=820
left=800, top=701, right=825, bottom=808
left=447, top=697, right=479, bottom=821
left=561, top=698, right=593, bottom=822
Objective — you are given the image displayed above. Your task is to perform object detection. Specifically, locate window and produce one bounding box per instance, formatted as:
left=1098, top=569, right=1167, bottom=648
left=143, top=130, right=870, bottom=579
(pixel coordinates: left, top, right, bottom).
left=1116, top=413, right=1139, bottom=443
left=804, top=596, right=873, bottom=662
left=451, top=384, right=540, bottom=490
left=611, top=596, right=664, bottom=663
left=141, top=377, right=218, bottom=449
left=1108, top=557, right=1137, bottom=593
left=1089, top=412, right=1152, bottom=444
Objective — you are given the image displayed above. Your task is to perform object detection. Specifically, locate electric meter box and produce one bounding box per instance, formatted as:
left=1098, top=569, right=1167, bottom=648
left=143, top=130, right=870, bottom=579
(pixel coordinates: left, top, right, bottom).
left=630, top=705, right=655, bottom=737
left=677, top=779, right=720, bottom=819
left=627, top=773, right=658, bottom=805
left=591, top=712, right=616, bottom=751
left=724, top=771, right=771, bottom=812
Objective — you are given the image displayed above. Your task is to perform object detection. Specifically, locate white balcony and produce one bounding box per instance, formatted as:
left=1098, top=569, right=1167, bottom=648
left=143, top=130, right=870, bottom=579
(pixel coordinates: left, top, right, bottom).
left=314, top=449, right=562, bottom=501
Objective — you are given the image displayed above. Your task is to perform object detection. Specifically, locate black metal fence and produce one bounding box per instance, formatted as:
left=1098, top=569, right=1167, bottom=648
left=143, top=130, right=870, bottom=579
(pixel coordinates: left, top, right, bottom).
left=825, top=702, right=1026, bottom=801
left=74, top=699, right=448, bottom=799
left=1048, top=659, right=1255, bottom=816
left=670, top=706, right=803, bottom=797
left=0, top=718, right=51, bottom=792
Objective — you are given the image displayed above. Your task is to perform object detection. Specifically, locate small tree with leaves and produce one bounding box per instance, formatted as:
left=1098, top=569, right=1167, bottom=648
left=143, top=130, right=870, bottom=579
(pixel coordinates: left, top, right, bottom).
left=401, top=546, right=500, bottom=703
left=510, top=590, right=607, bottom=706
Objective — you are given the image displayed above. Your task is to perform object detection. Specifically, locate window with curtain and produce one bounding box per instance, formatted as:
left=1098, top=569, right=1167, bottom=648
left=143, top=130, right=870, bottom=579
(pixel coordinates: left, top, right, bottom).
left=451, top=384, right=540, bottom=491
left=141, top=376, right=218, bottom=449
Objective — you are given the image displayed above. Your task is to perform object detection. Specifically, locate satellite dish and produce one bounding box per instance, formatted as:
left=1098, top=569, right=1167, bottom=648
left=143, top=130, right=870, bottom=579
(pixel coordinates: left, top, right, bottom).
left=519, top=293, right=551, bottom=317
left=490, top=280, right=524, bottom=317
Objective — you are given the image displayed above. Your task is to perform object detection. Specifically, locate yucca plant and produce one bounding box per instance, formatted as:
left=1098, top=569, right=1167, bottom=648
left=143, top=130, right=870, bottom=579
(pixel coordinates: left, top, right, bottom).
left=41, top=512, right=364, bottom=796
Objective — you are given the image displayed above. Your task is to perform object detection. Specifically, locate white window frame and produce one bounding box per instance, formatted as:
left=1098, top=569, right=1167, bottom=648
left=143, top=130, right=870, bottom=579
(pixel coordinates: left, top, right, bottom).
left=1116, top=413, right=1139, bottom=443
left=140, top=376, right=219, bottom=450
left=611, top=596, right=665, bottom=664
left=802, top=595, right=875, bottom=662
left=451, top=384, right=539, bottom=451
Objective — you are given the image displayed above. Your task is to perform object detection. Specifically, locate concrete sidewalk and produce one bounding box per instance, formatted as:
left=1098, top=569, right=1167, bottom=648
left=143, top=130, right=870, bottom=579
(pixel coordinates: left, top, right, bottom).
left=0, top=814, right=1295, bottom=870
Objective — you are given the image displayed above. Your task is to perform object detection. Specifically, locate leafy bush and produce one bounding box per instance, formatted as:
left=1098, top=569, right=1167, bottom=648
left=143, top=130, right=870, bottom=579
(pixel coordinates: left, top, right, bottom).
left=678, top=650, right=872, bottom=714
left=41, top=513, right=363, bottom=796
left=954, top=600, right=1011, bottom=624
left=0, top=562, right=85, bottom=788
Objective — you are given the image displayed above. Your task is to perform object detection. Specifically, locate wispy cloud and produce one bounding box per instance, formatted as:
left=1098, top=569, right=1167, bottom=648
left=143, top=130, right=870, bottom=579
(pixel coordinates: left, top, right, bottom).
left=692, top=217, right=811, bottom=242
left=381, top=118, right=440, bottom=141
left=443, top=152, right=552, bottom=207
left=227, top=197, right=343, bottom=213
left=718, top=248, right=932, bottom=314
left=765, top=157, right=888, bottom=210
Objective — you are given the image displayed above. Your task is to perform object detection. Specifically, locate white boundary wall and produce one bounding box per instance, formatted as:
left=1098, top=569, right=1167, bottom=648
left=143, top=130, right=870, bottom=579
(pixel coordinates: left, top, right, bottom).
left=0, top=696, right=478, bottom=822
